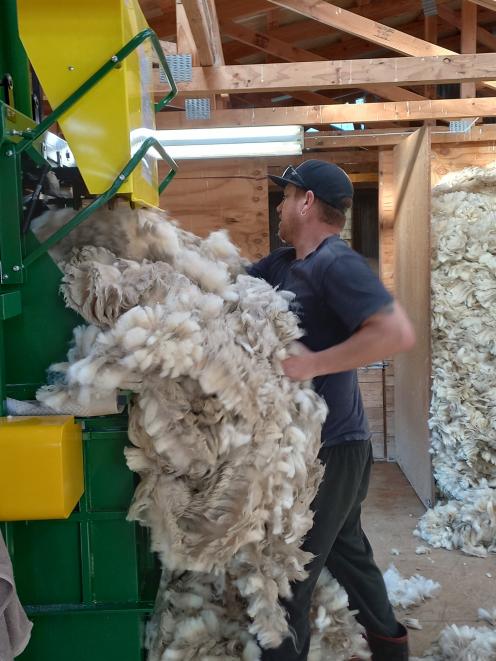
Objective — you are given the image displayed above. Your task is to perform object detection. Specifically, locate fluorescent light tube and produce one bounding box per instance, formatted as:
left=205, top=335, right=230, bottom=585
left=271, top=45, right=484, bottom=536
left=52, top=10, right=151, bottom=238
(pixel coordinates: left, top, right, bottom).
left=163, top=141, right=302, bottom=160
left=156, top=125, right=303, bottom=145
left=130, top=126, right=303, bottom=160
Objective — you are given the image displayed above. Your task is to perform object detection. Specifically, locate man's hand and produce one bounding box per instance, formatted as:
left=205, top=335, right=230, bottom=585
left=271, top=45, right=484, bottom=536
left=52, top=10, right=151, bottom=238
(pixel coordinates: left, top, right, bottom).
left=281, top=342, right=317, bottom=381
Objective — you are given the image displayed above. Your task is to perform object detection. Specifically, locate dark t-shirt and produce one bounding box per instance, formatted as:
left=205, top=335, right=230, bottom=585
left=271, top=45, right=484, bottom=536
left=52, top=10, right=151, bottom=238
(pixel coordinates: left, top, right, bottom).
left=248, top=235, right=393, bottom=447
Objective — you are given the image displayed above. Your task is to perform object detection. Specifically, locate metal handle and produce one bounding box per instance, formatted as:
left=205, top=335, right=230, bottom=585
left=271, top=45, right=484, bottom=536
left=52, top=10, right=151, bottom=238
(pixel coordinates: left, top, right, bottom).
left=24, top=137, right=177, bottom=267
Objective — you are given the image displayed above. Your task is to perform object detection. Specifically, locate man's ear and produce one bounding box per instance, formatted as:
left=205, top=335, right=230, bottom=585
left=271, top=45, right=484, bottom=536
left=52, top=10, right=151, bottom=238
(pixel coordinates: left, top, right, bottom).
left=304, top=190, right=315, bottom=209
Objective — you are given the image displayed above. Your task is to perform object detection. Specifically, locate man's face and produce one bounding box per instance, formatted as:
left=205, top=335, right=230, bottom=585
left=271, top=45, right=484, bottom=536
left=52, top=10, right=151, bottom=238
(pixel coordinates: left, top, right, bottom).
left=276, top=184, right=303, bottom=244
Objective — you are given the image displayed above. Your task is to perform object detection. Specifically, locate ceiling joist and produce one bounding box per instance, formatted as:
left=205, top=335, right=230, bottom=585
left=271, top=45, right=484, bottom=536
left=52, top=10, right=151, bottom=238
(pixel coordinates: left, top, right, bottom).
left=155, top=52, right=496, bottom=96
left=220, top=19, right=427, bottom=101
left=266, top=0, right=496, bottom=91
left=266, top=0, right=453, bottom=56
left=156, top=97, right=496, bottom=129
left=304, top=125, right=496, bottom=148
left=438, top=4, right=496, bottom=50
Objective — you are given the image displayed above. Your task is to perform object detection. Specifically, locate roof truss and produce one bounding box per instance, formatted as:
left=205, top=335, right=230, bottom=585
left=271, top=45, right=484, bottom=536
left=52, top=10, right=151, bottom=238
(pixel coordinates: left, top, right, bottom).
left=155, top=52, right=496, bottom=96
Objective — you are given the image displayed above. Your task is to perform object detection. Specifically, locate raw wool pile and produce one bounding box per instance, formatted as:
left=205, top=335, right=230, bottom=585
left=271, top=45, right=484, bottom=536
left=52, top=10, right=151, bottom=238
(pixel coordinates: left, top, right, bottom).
left=33, top=205, right=369, bottom=659
left=410, top=607, right=496, bottom=660
left=412, top=623, right=496, bottom=661
left=416, top=162, right=496, bottom=557
left=382, top=564, right=440, bottom=609
left=145, top=568, right=370, bottom=661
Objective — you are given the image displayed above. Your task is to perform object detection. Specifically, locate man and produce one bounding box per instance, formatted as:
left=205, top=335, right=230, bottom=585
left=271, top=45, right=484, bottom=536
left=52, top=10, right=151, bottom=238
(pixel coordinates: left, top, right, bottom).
left=248, top=160, right=415, bottom=661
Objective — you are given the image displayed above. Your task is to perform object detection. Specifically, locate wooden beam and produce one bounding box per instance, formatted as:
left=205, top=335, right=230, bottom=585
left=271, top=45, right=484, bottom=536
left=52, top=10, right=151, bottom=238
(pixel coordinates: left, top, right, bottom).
left=160, top=40, right=177, bottom=56
left=290, top=91, right=341, bottom=105
left=224, top=8, right=495, bottom=65
left=267, top=0, right=453, bottom=56
left=239, top=0, right=452, bottom=51
left=468, top=0, right=496, bottom=9
left=304, top=124, right=496, bottom=148
left=220, top=19, right=426, bottom=102
left=267, top=0, right=496, bottom=91
left=177, top=0, right=199, bottom=64
left=267, top=149, right=378, bottom=166
left=461, top=1, right=478, bottom=98
left=155, top=53, right=496, bottom=95
left=156, top=97, right=496, bottom=129
left=438, top=4, right=496, bottom=51
left=179, top=0, right=225, bottom=66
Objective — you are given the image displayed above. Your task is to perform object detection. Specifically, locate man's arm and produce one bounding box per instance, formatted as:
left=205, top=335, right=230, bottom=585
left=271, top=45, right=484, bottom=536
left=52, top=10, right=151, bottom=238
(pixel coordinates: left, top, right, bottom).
left=282, top=301, right=415, bottom=381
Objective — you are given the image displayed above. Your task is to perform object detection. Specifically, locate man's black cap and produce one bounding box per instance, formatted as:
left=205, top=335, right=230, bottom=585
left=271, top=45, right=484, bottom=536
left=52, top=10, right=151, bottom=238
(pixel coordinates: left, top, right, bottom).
left=268, top=159, right=354, bottom=211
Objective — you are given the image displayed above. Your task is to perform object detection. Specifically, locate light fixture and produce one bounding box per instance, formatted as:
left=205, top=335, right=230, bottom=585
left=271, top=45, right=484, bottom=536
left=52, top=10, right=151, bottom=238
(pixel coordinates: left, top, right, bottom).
left=130, top=126, right=304, bottom=160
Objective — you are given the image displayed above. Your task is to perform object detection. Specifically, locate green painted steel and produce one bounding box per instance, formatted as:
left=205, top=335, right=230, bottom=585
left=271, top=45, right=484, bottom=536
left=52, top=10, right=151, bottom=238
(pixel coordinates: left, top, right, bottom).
left=0, top=8, right=181, bottom=659
left=24, top=136, right=177, bottom=267
left=3, top=231, right=82, bottom=394
left=18, top=612, right=146, bottom=661
left=2, top=419, right=160, bottom=661
left=0, top=291, right=22, bottom=320
left=0, top=146, right=24, bottom=285
left=0, top=0, right=32, bottom=117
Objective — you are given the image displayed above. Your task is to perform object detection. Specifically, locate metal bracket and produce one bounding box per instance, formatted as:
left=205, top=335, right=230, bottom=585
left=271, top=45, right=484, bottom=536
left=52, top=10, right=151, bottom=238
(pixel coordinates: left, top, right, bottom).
left=185, top=98, right=211, bottom=120
left=421, top=0, right=437, bottom=16
left=163, top=54, right=192, bottom=83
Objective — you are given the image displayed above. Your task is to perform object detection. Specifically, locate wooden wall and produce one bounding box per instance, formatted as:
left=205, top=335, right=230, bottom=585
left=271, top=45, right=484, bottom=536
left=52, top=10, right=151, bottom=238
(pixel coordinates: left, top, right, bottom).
left=431, top=142, right=496, bottom=186
left=159, top=158, right=269, bottom=261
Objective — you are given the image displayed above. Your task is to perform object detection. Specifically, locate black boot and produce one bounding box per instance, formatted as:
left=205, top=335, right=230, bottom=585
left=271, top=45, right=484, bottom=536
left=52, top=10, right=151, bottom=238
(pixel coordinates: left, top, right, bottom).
left=366, top=623, right=409, bottom=661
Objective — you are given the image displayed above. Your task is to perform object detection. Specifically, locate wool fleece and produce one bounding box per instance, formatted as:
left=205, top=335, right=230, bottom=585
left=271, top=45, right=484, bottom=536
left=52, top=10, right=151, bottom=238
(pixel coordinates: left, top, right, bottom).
left=416, top=162, right=496, bottom=558
left=34, top=205, right=370, bottom=660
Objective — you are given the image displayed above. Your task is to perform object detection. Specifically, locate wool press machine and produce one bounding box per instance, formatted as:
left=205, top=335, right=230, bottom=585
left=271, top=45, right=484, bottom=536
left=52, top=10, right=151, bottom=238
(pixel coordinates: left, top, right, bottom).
left=0, top=2, right=179, bottom=658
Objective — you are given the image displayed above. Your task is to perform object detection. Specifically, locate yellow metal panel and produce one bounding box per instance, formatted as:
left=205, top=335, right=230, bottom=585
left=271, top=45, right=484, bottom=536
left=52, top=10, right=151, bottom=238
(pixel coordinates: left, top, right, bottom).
left=17, top=0, right=159, bottom=207
left=0, top=416, right=83, bottom=520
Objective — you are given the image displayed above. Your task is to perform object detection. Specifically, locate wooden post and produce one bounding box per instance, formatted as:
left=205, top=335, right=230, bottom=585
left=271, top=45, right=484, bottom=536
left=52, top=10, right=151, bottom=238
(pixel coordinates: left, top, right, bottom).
left=461, top=0, right=477, bottom=98
left=424, top=16, right=438, bottom=100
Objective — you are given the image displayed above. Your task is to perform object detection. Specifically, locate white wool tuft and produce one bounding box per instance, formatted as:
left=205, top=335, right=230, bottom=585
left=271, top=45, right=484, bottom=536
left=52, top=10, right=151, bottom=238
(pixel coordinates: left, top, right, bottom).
left=383, top=564, right=440, bottom=609
left=478, top=607, right=496, bottom=627
left=415, top=623, right=496, bottom=660
left=404, top=618, right=422, bottom=630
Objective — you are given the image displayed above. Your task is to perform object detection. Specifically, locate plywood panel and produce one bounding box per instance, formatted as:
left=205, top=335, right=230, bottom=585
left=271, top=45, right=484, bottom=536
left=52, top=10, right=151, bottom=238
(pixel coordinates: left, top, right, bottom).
left=431, top=142, right=496, bottom=186
left=393, top=127, right=434, bottom=507
left=160, top=159, right=269, bottom=261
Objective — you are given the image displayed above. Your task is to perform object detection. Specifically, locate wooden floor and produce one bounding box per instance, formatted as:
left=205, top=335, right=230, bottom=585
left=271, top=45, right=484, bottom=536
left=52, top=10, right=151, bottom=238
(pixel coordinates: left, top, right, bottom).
left=362, top=463, right=495, bottom=658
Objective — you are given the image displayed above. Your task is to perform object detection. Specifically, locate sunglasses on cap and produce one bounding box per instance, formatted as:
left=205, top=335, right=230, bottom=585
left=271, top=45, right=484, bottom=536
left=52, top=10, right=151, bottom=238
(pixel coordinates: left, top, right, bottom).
left=282, top=165, right=308, bottom=190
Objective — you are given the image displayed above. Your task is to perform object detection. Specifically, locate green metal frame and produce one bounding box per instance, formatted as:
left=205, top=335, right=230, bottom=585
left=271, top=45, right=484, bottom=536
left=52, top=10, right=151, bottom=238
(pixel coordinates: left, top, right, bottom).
left=0, top=26, right=178, bottom=281
left=0, top=0, right=31, bottom=116
left=1, top=416, right=162, bottom=661
left=24, top=137, right=177, bottom=267
left=0, top=9, right=177, bottom=658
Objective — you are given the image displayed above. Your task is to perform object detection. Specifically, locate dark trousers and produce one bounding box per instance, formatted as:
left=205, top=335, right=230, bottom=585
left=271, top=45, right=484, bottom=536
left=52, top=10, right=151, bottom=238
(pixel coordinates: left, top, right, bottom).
left=261, top=439, right=399, bottom=661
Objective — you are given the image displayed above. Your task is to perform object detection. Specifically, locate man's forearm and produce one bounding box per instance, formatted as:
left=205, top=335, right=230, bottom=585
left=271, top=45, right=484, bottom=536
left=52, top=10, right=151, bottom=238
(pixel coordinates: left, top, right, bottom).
left=309, top=323, right=405, bottom=376
left=313, top=302, right=415, bottom=376
left=282, top=302, right=415, bottom=381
